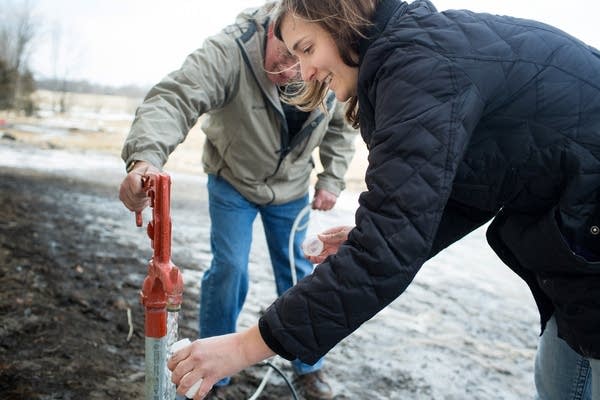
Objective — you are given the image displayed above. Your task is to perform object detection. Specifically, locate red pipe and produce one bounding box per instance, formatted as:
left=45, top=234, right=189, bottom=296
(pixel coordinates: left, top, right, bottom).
left=137, top=173, right=183, bottom=338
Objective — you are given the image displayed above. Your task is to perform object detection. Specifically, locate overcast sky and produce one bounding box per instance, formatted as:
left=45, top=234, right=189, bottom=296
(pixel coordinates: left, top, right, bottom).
left=22, top=0, right=600, bottom=88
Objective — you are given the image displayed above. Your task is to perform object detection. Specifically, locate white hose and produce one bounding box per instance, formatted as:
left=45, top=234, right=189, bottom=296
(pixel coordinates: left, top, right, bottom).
left=287, top=204, right=313, bottom=286
left=247, top=368, right=273, bottom=400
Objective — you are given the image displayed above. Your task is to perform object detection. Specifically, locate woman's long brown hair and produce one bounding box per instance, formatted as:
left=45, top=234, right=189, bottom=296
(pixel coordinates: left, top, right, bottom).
left=272, top=0, right=377, bottom=128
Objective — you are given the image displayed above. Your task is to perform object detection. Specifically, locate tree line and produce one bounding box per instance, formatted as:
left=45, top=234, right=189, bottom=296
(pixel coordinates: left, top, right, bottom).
left=1, top=1, right=148, bottom=115
left=0, top=0, right=36, bottom=113
left=36, top=78, right=148, bottom=98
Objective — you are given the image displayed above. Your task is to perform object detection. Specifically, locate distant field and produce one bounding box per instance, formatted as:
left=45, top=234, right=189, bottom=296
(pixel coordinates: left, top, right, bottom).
left=33, top=89, right=143, bottom=116
left=1, top=90, right=368, bottom=192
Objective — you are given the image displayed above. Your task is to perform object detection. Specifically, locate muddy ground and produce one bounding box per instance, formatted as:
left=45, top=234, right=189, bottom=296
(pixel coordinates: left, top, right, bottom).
left=0, top=129, right=541, bottom=400
left=0, top=166, right=147, bottom=399
left=0, top=146, right=302, bottom=399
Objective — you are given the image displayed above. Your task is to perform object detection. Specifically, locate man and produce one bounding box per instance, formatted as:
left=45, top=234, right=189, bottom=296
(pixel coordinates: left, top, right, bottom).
left=118, top=3, right=357, bottom=399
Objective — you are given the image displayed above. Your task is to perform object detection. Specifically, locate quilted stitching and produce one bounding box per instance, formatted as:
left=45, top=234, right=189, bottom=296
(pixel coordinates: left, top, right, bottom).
left=261, top=0, right=600, bottom=363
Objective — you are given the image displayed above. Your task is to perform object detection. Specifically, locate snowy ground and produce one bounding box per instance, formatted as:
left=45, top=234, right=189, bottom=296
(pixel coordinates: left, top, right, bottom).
left=0, top=132, right=540, bottom=399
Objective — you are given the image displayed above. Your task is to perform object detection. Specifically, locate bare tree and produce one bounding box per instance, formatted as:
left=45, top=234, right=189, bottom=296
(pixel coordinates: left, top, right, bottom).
left=0, top=0, right=38, bottom=111
left=49, top=21, right=69, bottom=112
left=47, top=21, right=85, bottom=114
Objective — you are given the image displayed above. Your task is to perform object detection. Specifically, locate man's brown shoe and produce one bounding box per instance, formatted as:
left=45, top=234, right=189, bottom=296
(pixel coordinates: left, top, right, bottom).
left=294, top=370, right=334, bottom=400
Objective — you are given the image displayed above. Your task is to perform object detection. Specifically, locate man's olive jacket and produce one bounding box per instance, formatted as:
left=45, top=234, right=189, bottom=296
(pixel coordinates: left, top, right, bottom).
left=122, top=4, right=357, bottom=204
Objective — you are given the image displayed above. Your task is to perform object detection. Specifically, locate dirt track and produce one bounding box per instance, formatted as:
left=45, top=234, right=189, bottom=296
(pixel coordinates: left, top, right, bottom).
left=0, top=167, right=149, bottom=399
left=0, top=134, right=541, bottom=400
left=0, top=163, right=303, bottom=399
left=0, top=140, right=343, bottom=400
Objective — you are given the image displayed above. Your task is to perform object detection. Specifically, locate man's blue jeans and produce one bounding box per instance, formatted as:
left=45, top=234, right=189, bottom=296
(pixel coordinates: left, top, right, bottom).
left=535, top=315, right=600, bottom=399
left=200, top=175, right=324, bottom=386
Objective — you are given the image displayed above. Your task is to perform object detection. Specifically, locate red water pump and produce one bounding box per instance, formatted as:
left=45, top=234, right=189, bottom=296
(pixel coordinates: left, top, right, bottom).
left=136, top=172, right=183, bottom=399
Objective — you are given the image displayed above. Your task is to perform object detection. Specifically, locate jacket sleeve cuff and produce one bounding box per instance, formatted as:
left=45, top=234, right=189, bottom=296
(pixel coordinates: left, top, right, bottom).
left=258, top=317, right=295, bottom=361
left=126, top=160, right=140, bottom=173
left=314, top=177, right=343, bottom=196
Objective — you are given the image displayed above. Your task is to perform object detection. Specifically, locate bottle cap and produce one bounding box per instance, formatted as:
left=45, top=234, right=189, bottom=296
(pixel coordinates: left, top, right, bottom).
left=186, top=379, right=203, bottom=399
left=170, top=338, right=203, bottom=398
left=170, top=338, right=191, bottom=353
left=302, top=236, right=323, bottom=256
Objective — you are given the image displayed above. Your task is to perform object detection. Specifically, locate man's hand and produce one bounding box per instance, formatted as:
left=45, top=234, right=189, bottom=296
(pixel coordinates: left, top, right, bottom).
left=305, top=225, right=353, bottom=264
left=311, top=188, right=337, bottom=211
left=118, top=161, right=160, bottom=212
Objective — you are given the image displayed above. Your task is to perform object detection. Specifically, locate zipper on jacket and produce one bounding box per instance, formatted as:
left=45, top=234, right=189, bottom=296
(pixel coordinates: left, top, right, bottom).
left=265, top=92, right=335, bottom=181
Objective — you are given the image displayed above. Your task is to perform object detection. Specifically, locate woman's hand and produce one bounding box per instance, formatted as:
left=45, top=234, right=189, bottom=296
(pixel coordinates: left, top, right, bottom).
left=306, top=225, right=353, bottom=264
left=168, top=325, right=275, bottom=399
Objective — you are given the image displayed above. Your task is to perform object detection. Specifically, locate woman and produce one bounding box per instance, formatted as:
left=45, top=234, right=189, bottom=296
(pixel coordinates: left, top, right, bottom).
left=168, top=0, right=600, bottom=398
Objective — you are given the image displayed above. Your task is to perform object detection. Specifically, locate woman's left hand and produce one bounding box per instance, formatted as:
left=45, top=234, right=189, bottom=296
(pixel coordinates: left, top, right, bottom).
left=168, top=325, right=275, bottom=399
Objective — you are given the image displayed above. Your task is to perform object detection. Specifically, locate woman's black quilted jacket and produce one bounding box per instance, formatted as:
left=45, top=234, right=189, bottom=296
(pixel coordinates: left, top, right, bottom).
left=260, top=0, right=600, bottom=361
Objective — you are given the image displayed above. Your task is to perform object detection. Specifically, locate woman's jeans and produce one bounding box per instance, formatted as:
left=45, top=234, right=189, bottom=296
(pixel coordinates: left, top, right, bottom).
left=535, top=315, right=600, bottom=399
left=200, top=175, right=324, bottom=386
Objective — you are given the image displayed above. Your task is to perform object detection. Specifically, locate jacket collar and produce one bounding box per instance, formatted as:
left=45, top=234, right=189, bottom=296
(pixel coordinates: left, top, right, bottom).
left=234, top=17, right=284, bottom=114
left=358, top=0, right=407, bottom=65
